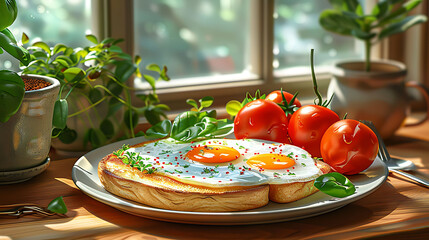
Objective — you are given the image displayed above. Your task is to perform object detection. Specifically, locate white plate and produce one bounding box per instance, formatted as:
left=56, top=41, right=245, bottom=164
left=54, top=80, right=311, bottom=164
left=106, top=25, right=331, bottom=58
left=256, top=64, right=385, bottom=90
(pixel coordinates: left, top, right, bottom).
left=71, top=136, right=388, bottom=225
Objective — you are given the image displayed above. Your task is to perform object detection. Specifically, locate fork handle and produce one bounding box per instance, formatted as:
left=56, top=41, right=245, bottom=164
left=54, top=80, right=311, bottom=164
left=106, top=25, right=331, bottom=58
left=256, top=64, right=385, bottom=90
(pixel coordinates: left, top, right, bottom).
left=390, top=169, right=429, bottom=188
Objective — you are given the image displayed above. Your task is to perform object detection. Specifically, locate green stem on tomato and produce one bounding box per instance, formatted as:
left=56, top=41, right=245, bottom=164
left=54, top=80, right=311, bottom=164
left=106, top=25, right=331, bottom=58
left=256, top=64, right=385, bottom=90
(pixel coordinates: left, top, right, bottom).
left=310, top=49, right=323, bottom=106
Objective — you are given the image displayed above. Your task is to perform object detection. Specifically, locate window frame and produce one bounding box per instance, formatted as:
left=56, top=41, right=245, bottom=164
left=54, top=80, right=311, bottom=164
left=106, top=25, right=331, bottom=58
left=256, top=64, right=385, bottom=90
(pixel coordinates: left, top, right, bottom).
left=103, top=0, right=411, bottom=114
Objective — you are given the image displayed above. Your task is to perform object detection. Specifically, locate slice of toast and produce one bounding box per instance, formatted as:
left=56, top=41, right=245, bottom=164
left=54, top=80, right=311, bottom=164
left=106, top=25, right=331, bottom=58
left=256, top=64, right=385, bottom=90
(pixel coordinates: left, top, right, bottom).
left=99, top=153, right=270, bottom=212
left=98, top=138, right=332, bottom=212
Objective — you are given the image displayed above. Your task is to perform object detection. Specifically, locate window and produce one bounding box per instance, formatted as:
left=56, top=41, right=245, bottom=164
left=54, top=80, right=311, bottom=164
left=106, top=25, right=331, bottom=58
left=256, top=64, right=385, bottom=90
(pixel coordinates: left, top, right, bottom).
left=129, top=0, right=365, bottom=110
left=11, top=0, right=425, bottom=113
left=0, top=0, right=92, bottom=72
left=133, top=0, right=254, bottom=79
left=273, top=0, right=363, bottom=75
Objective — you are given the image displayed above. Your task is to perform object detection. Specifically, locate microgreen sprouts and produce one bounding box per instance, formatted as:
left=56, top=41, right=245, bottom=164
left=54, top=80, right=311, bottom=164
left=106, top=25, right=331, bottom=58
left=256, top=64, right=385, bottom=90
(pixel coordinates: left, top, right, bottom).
left=113, top=145, right=157, bottom=174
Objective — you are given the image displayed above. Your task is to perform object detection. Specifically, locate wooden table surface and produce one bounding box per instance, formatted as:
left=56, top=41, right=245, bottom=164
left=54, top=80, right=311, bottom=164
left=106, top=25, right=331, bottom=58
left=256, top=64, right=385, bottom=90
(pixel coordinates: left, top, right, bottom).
left=1, top=121, right=429, bottom=239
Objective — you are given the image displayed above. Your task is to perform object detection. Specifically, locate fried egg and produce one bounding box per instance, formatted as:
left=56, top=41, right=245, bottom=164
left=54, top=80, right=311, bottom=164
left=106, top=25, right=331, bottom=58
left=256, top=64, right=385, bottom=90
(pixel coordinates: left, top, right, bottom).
left=124, top=138, right=324, bottom=187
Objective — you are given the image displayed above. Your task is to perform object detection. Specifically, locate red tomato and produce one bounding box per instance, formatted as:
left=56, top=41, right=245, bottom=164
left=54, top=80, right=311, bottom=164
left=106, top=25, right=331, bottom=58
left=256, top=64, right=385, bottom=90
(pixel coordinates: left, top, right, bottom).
left=234, top=99, right=289, bottom=143
left=288, top=105, right=339, bottom=158
left=266, top=90, right=301, bottom=107
left=321, top=119, right=379, bottom=175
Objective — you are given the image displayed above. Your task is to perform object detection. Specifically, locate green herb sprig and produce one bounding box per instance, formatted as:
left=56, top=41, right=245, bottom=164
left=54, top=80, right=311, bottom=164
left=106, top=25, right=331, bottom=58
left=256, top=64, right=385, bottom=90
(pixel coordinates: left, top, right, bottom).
left=145, top=96, right=234, bottom=142
left=113, top=145, right=157, bottom=174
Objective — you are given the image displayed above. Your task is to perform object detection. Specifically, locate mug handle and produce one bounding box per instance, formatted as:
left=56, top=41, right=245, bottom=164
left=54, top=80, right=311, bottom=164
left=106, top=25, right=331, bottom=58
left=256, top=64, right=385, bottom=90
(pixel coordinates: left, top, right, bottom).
left=405, top=81, right=429, bottom=126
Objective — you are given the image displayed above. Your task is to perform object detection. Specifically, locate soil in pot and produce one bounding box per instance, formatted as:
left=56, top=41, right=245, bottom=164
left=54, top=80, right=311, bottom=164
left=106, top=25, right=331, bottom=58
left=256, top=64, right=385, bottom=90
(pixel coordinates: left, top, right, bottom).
left=24, top=78, right=51, bottom=91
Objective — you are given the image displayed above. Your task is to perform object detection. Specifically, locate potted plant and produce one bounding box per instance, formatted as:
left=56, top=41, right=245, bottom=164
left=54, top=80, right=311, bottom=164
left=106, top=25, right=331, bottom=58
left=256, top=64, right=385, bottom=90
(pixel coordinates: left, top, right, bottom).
left=0, top=0, right=60, bottom=183
left=22, top=34, right=170, bottom=156
left=319, top=0, right=429, bottom=139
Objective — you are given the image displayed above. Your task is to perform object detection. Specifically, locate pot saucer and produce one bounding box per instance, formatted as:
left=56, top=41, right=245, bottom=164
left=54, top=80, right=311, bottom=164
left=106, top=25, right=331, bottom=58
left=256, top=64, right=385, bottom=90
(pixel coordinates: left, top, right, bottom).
left=0, top=157, right=50, bottom=185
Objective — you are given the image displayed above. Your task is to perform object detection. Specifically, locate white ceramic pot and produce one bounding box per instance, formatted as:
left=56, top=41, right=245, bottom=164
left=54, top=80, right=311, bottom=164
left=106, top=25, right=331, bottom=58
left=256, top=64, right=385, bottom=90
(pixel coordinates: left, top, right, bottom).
left=0, top=74, right=60, bottom=184
left=328, top=60, right=429, bottom=139
left=51, top=84, right=123, bottom=157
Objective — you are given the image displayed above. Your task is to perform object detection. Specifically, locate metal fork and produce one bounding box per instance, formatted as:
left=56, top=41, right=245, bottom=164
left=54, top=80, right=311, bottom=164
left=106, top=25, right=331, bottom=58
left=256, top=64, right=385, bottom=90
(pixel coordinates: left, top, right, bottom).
left=362, top=120, right=429, bottom=188
left=0, top=204, right=65, bottom=218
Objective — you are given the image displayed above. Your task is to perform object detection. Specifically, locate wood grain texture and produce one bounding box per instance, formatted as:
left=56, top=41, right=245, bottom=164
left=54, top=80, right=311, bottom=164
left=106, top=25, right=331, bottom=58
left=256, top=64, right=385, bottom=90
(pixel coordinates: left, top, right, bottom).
left=1, top=121, right=429, bottom=239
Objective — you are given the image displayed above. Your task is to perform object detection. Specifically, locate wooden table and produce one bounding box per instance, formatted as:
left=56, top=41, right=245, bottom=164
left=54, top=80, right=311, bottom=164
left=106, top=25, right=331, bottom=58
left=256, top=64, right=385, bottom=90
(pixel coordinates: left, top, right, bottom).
left=1, top=122, right=429, bottom=239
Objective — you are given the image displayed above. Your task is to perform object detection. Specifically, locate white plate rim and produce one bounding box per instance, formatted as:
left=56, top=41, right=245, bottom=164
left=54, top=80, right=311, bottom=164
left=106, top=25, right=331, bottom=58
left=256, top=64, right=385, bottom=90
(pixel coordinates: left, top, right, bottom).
left=71, top=136, right=388, bottom=225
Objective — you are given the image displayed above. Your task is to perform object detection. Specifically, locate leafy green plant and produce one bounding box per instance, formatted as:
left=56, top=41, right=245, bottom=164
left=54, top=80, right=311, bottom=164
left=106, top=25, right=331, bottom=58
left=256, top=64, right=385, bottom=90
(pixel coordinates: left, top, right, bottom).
left=319, top=0, right=427, bottom=71
left=22, top=34, right=170, bottom=149
left=146, top=96, right=234, bottom=142
left=0, top=0, right=31, bottom=122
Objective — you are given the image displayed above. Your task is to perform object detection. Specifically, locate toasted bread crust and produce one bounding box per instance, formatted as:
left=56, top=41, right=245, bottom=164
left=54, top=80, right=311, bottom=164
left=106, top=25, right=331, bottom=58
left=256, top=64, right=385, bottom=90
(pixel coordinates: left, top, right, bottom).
left=98, top=154, right=270, bottom=212
left=98, top=141, right=332, bottom=211
left=268, top=160, right=331, bottom=203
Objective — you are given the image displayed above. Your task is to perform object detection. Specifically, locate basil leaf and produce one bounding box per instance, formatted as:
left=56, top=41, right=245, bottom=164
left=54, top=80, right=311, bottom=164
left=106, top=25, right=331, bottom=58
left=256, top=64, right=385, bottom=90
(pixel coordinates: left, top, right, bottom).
left=47, top=196, right=68, bottom=214
left=314, top=172, right=356, bottom=198
left=146, top=119, right=172, bottom=139
left=170, top=111, right=199, bottom=137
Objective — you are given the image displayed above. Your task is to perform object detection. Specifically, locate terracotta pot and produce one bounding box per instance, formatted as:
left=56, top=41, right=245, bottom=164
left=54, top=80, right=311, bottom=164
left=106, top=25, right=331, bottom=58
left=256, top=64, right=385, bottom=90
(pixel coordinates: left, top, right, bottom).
left=0, top=74, right=60, bottom=184
left=328, top=60, right=429, bottom=139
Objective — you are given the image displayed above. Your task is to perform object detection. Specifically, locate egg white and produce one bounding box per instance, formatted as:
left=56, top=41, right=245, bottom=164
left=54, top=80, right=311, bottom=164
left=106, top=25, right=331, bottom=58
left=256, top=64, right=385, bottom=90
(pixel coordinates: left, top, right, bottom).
left=126, top=138, right=323, bottom=187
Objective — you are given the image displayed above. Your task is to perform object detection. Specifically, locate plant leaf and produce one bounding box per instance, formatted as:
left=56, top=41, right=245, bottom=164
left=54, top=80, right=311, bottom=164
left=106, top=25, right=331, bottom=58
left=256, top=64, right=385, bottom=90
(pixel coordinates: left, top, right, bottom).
left=199, top=96, right=214, bottom=109
left=53, top=43, right=68, bottom=55
left=86, top=34, right=98, bottom=44
left=351, top=29, right=376, bottom=40
left=89, top=88, right=103, bottom=103
left=377, top=0, right=424, bottom=27
left=143, top=105, right=162, bottom=125
left=21, top=32, right=29, bottom=44
left=107, top=97, right=123, bottom=117
left=143, top=74, right=156, bottom=89
left=0, top=30, right=31, bottom=65
left=319, top=10, right=361, bottom=36
left=171, top=111, right=199, bottom=138
left=106, top=79, right=123, bottom=96
left=63, top=67, right=85, bottom=84
left=124, top=109, right=139, bottom=130
left=186, top=99, right=199, bottom=110
left=88, top=128, right=107, bottom=148
left=146, top=63, right=161, bottom=73
left=53, top=59, right=70, bottom=68
left=52, top=99, right=68, bottom=129
left=134, top=55, right=142, bottom=65
left=114, top=60, right=137, bottom=83
left=100, top=119, right=115, bottom=139
left=32, top=41, right=51, bottom=55
left=145, top=119, right=172, bottom=139
left=58, top=127, right=77, bottom=144
left=379, top=15, right=427, bottom=39
left=0, top=70, right=24, bottom=122
left=226, top=100, right=242, bottom=117
left=47, top=196, right=67, bottom=214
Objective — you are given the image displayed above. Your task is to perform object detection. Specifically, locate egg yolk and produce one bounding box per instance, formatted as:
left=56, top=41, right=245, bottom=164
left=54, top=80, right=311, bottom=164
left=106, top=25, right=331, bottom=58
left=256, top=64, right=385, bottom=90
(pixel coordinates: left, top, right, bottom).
left=186, top=145, right=240, bottom=163
left=247, top=154, right=295, bottom=170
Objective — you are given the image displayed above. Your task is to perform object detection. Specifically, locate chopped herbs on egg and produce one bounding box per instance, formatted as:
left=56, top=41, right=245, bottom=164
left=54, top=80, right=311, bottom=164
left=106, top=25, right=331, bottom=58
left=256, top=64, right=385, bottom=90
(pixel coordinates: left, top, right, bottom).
left=159, top=150, right=173, bottom=155
left=228, top=164, right=236, bottom=171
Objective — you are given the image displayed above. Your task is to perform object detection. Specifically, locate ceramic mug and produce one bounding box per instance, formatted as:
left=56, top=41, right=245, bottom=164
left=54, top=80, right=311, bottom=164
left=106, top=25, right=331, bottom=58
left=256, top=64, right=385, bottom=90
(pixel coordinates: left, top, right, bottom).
left=327, top=60, right=429, bottom=139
